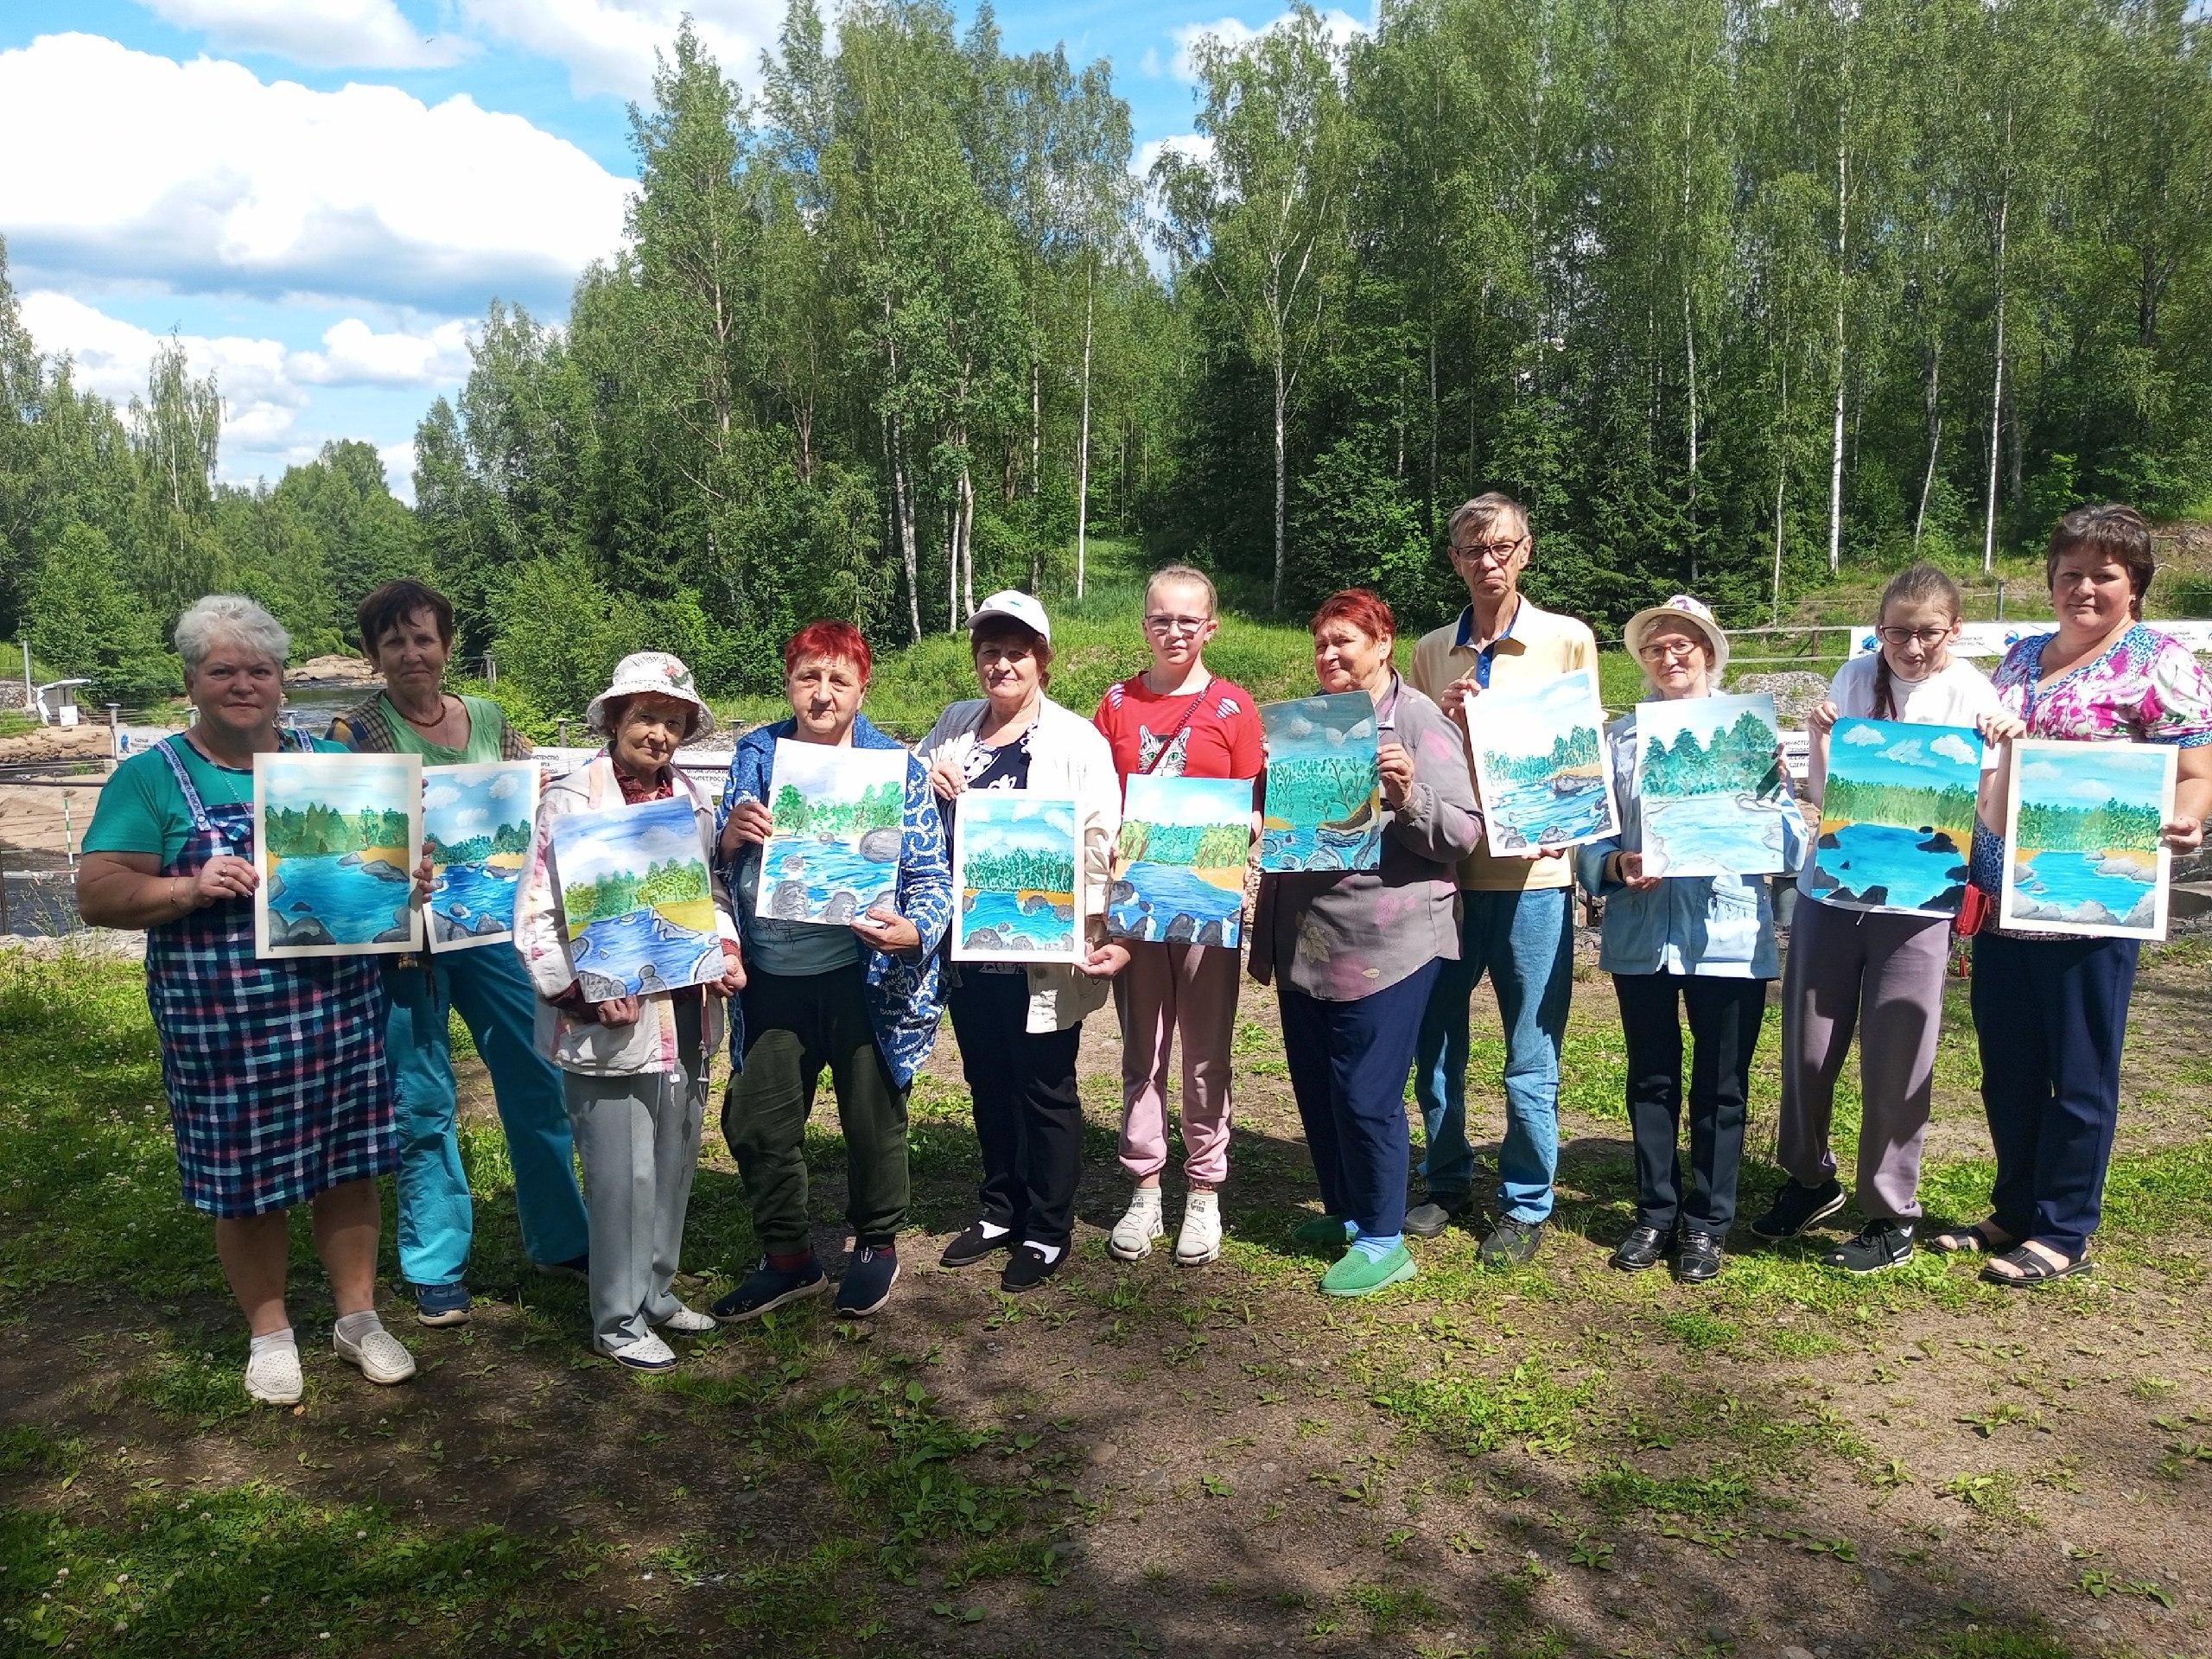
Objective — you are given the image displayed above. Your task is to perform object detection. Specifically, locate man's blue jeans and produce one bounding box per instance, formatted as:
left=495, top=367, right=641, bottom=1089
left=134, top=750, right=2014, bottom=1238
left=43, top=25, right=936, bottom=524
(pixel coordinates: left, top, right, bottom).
left=1413, top=887, right=1574, bottom=1224
left=385, top=947, right=590, bottom=1287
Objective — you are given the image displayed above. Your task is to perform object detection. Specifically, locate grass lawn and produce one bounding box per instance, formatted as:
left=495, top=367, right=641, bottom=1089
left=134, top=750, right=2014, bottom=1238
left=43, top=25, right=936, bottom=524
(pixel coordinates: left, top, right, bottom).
left=5, top=933, right=2212, bottom=1658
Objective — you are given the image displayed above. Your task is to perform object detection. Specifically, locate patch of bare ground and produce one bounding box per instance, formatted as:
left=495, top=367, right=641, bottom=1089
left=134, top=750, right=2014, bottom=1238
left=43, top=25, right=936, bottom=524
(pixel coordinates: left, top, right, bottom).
left=4, top=935, right=2211, bottom=1658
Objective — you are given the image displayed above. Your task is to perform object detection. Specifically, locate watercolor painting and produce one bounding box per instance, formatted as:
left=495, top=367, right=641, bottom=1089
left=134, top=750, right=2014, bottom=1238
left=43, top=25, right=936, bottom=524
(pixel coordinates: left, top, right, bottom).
left=2001, top=738, right=2176, bottom=940
left=760, top=741, right=908, bottom=925
left=1808, top=718, right=1981, bottom=916
left=1258, top=692, right=1382, bottom=873
left=423, top=761, right=540, bottom=950
left=549, top=796, right=723, bottom=997
left=1634, top=693, right=1790, bottom=877
left=1109, top=773, right=1251, bottom=947
left=253, top=752, right=423, bottom=958
left=1471, top=668, right=1618, bottom=857
left=951, top=792, right=1084, bottom=963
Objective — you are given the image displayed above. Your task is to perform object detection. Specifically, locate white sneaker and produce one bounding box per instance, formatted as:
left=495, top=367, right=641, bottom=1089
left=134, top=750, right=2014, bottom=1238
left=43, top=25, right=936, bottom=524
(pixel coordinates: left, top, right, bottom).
left=1176, top=1189, right=1224, bottom=1266
left=595, top=1331, right=677, bottom=1371
left=334, top=1324, right=417, bottom=1386
left=657, top=1304, right=717, bottom=1334
left=244, top=1343, right=302, bottom=1406
left=1109, top=1186, right=1167, bottom=1262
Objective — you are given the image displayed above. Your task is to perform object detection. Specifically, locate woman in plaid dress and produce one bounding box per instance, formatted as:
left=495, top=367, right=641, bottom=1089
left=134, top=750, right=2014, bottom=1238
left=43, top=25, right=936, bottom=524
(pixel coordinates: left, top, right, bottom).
left=79, top=595, right=429, bottom=1407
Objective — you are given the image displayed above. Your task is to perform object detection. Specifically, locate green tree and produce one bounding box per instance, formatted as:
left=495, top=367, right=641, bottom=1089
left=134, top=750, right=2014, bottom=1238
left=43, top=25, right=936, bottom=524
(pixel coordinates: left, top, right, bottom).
left=23, top=523, right=178, bottom=703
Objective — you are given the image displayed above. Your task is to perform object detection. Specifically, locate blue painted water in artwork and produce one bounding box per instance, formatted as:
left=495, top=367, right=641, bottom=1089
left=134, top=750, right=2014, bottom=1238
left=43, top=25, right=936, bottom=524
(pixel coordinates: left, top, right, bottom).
left=1643, top=794, right=1789, bottom=877
left=760, top=836, right=899, bottom=924
left=268, top=853, right=413, bottom=946
left=1258, top=822, right=1382, bottom=873
left=570, top=906, right=721, bottom=997
left=959, top=889, right=1077, bottom=956
left=430, top=862, right=519, bottom=944
left=1808, top=823, right=1967, bottom=914
left=2010, top=851, right=2156, bottom=931
left=1484, top=774, right=1612, bottom=854
left=1109, top=863, right=1244, bottom=947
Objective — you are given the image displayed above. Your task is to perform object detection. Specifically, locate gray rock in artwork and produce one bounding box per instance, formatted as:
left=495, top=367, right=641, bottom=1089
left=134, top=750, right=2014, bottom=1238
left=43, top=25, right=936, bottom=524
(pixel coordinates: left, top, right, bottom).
left=270, top=912, right=336, bottom=947
left=819, top=890, right=859, bottom=924
left=768, top=878, right=813, bottom=920
left=857, top=826, right=903, bottom=861
left=575, top=969, right=628, bottom=1001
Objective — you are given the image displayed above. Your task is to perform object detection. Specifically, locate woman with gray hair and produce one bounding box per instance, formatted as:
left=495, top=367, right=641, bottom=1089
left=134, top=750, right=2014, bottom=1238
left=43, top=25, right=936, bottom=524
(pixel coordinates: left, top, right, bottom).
left=79, top=595, right=429, bottom=1405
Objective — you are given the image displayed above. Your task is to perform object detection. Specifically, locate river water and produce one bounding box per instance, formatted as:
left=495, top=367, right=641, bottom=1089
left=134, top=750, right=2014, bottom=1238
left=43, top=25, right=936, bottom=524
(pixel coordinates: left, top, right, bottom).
left=1809, top=823, right=1967, bottom=913
left=569, top=906, right=721, bottom=996
left=267, top=852, right=415, bottom=946
left=429, top=861, right=519, bottom=943
left=1109, top=863, right=1244, bottom=947
left=957, top=889, right=1077, bottom=957
left=1643, top=794, right=1791, bottom=877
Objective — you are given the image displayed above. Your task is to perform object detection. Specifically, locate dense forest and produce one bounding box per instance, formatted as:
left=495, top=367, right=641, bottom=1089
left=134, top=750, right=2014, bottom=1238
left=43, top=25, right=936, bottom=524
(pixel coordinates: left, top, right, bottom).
left=2015, top=795, right=2166, bottom=853
left=769, top=778, right=905, bottom=835
left=262, top=804, right=415, bottom=860
left=962, top=846, right=1077, bottom=893
left=1819, top=775, right=1980, bottom=836
left=1485, top=726, right=1604, bottom=787
left=1641, top=708, right=1782, bottom=796
left=5, top=0, right=2212, bottom=717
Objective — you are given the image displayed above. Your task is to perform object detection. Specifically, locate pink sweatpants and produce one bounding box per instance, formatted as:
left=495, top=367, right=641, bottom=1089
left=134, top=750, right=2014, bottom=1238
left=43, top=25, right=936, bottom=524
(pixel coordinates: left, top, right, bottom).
left=1114, top=939, right=1241, bottom=1185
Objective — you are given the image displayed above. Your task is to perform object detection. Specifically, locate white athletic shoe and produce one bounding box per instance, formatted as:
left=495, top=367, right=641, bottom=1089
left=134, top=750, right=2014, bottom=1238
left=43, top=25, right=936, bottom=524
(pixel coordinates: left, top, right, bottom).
left=334, top=1324, right=417, bottom=1387
left=657, top=1304, right=718, bottom=1334
left=1175, top=1189, right=1223, bottom=1266
left=596, top=1331, right=678, bottom=1371
left=244, top=1343, right=303, bottom=1406
left=1109, top=1186, right=1167, bottom=1262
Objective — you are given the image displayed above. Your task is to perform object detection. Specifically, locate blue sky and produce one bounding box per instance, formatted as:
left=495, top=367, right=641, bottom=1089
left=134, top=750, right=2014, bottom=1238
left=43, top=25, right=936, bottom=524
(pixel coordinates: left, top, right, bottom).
left=2014, top=743, right=2175, bottom=813
left=1829, top=718, right=1982, bottom=790
left=1, top=0, right=1363, bottom=499
left=263, top=753, right=419, bottom=819
left=1126, top=773, right=1252, bottom=829
left=961, top=794, right=1077, bottom=854
left=1476, top=669, right=1604, bottom=762
left=551, top=796, right=703, bottom=886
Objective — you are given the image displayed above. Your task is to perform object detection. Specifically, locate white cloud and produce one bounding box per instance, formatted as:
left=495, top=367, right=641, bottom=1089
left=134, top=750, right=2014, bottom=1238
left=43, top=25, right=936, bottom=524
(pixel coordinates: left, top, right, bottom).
left=134, top=0, right=474, bottom=69
left=1930, top=733, right=1979, bottom=766
left=0, top=34, right=631, bottom=311
left=20, top=292, right=471, bottom=484
left=1881, top=738, right=1929, bottom=767
left=1140, top=44, right=1163, bottom=77
left=2019, top=760, right=2064, bottom=785
left=457, top=0, right=778, bottom=99
left=425, top=784, right=462, bottom=810
left=1840, top=724, right=1888, bottom=746
left=1167, top=9, right=1365, bottom=82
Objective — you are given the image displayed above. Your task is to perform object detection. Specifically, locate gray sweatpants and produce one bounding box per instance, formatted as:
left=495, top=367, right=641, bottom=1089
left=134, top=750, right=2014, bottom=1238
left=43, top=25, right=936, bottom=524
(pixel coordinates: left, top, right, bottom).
left=563, top=1001, right=709, bottom=1349
left=1777, top=896, right=1952, bottom=1222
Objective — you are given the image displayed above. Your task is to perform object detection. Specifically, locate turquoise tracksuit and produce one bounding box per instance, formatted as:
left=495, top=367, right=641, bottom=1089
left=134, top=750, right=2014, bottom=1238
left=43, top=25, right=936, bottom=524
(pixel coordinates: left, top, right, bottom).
left=384, top=947, right=590, bottom=1287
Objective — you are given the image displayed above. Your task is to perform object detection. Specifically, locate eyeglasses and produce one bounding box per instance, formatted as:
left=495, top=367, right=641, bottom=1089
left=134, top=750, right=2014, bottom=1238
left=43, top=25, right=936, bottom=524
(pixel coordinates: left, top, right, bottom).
left=1452, top=537, right=1526, bottom=565
left=1144, top=614, right=1211, bottom=636
left=1637, top=639, right=1705, bottom=664
left=975, top=643, right=1033, bottom=664
left=1877, top=626, right=1952, bottom=647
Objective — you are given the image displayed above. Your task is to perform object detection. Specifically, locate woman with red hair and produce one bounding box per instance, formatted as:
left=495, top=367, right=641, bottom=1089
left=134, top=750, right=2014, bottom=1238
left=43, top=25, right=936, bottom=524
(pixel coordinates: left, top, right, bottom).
left=1249, top=589, right=1483, bottom=1296
left=710, top=620, right=950, bottom=1321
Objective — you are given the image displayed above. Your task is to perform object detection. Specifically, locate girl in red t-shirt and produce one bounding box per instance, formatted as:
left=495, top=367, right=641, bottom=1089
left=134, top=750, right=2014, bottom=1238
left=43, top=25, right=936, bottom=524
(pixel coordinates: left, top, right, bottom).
left=1092, top=566, right=1263, bottom=1268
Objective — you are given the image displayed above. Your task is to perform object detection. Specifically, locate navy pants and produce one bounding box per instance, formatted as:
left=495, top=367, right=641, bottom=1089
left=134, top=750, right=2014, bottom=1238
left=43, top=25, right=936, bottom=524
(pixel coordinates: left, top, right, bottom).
left=945, top=969, right=1085, bottom=1249
left=1279, top=959, right=1441, bottom=1238
left=1613, top=970, right=1769, bottom=1236
left=1971, top=931, right=2139, bottom=1258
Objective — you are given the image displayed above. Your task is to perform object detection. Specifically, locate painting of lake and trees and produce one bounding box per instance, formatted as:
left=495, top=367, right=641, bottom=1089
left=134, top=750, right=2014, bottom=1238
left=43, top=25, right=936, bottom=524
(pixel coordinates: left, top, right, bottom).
left=760, top=741, right=908, bottom=925
left=253, top=752, right=423, bottom=958
left=952, top=792, right=1084, bottom=963
left=1808, top=718, right=1981, bottom=916
left=1471, top=669, right=1617, bottom=856
left=1634, top=694, right=1790, bottom=877
left=1259, top=692, right=1381, bottom=872
left=423, top=761, right=539, bottom=950
left=550, top=797, right=722, bottom=998
left=1109, top=774, right=1251, bottom=947
left=2001, top=738, right=2176, bottom=940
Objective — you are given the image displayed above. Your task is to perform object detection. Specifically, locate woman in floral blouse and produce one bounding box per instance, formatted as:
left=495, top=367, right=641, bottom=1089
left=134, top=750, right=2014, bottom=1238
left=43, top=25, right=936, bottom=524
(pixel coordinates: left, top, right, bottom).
left=1948, top=505, right=2212, bottom=1285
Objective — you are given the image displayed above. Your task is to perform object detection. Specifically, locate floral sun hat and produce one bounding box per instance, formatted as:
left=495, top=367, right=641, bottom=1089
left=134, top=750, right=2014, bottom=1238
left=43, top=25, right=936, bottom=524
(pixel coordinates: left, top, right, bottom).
left=1622, top=594, right=1730, bottom=681
left=584, top=651, right=715, bottom=740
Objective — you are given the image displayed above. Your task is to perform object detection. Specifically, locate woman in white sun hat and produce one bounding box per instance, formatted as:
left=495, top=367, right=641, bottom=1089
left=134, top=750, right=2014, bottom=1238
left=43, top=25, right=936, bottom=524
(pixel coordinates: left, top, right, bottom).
left=1574, top=595, right=1800, bottom=1287
left=513, top=652, right=744, bottom=1371
left=917, top=591, right=1127, bottom=1294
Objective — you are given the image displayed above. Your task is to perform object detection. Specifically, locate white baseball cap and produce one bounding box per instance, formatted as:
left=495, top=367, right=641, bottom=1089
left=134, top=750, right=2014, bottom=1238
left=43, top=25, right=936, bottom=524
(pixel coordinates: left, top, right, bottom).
left=969, top=589, right=1052, bottom=643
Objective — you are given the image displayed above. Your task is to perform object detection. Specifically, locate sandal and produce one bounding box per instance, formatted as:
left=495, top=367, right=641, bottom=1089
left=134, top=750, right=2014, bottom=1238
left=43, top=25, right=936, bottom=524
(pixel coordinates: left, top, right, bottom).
left=1979, top=1244, right=2094, bottom=1287
left=1928, top=1221, right=2011, bottom=1255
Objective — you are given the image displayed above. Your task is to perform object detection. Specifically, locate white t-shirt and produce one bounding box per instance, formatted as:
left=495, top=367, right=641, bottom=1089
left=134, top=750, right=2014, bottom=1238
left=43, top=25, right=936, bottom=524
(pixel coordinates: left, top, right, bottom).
left=1799, top=652, right=2002, bottom=897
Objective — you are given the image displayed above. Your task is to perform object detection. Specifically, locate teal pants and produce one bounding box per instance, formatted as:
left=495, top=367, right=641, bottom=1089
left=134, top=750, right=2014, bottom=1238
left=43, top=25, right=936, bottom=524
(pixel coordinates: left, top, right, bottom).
left=384, top=947, right=590, bottom=1287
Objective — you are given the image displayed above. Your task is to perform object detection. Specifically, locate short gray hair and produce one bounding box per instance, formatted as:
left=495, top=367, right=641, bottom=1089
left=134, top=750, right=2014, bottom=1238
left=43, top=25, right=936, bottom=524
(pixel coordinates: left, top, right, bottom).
left=1446, top=493, right=1529, bottom=549
left=175, top=594, right=290, bottom=672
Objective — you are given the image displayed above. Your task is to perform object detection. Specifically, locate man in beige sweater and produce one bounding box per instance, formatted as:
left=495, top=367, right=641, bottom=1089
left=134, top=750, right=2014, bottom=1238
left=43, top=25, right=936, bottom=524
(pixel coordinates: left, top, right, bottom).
left=1404, top=493, right=1597, bottom=1266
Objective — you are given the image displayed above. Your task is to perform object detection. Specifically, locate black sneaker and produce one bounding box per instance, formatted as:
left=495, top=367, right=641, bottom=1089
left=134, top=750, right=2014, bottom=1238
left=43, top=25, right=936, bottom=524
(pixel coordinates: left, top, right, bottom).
left=1403, top=1196, right=1468, bottom=1240
left=711, top=1255, right=829, bottom=1321
left=1674, top=1230, right=1725, bottom=1283
left=1477, top=1217, right=1546, bottom=1268
left=836, top=1245, right=900, bottom=1316
left=1826, top=1220, right=1915, bottom=1274
left=1609, top=1224, right=1668, bottom=1272
left=1748, top=1179, right=1845, bottom=1240
left=940, top=1221, right=1013, bottom=1269
left=1001, top=1243, right=1066, bottom=1294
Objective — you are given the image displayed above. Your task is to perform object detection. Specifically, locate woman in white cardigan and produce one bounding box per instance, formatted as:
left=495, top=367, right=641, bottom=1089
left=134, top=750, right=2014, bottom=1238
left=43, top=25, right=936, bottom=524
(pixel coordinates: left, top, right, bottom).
left=918, top=591, right=1126, bottom=1291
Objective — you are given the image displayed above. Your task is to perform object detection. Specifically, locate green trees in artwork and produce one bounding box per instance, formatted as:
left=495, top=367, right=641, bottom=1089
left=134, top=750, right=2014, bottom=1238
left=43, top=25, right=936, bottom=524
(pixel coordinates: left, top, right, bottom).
left=1641, top=711, right=1779, bottom=798
left=1121, top=818, right=1250, bottom=868
left=563, top=856, right=710, bottom=928
left=963, top=846, right=1076, bottom=893
left=1484, top=726, right=1602, bottom=789
left=263, top=804, right=412, bottom=858
left=1265, top=755, right=1376, bottom=826
left=771, top=778, right=903, bottom=835
left=1821, top=776, right=1978, bottom=838
left=428, top=817, right=533, bottom=867
left=2015, top=796, right=2164, bottom=854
